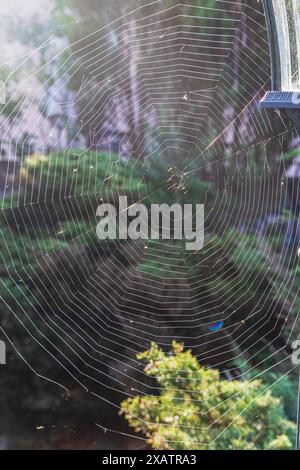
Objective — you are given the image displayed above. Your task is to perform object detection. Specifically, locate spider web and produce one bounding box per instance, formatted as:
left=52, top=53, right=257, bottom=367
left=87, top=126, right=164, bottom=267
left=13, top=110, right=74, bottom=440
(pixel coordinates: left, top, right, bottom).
left=0, top=0, right=299, bottom=449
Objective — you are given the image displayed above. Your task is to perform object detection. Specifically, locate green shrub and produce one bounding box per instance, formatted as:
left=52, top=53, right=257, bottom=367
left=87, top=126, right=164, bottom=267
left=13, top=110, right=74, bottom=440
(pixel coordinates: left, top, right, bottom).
left=121, top=342, right=296, bottom=450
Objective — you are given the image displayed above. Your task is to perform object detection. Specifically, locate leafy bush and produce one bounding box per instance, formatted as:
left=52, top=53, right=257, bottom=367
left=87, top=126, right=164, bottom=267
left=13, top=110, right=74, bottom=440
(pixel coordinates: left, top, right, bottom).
left=121, top=342, right=296, bottom=450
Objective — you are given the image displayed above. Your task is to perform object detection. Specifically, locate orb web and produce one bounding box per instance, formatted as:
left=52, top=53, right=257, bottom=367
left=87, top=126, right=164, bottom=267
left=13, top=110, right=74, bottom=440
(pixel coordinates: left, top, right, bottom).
left=0, top=0, right=299, bottom=449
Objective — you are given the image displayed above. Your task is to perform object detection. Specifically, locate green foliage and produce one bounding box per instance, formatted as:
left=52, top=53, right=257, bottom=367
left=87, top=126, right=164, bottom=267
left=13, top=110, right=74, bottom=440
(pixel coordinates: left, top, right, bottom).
left=121, top=342, right=296, bottom=450
left=0, top=150, right=145, bottom=328
left=18, top=150, right=144, bottom=201
left=1, top=149, right=299, bottom=446
left=234, top=358, right=299, bottom=423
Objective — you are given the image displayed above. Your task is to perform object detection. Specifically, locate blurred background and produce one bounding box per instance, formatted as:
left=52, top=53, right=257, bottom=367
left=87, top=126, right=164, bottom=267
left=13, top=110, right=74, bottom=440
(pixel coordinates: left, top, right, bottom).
left=0, top=0, right=300, bottom=450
